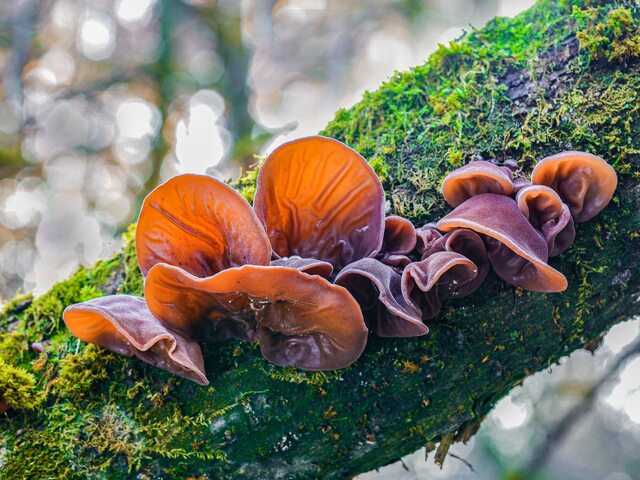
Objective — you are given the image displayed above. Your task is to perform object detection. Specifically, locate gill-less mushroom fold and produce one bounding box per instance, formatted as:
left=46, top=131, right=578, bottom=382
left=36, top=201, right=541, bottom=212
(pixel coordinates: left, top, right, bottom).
left=63, top=295, right=208, bottom=385
left=516, top=185, right=575, bottom=257
left=136, top=174, right=271, bottom=277
left=144, top=264, right=368, bottom=371
left=421, top=228, right=489, bottom=297
left=437, top=193, right=568, bottom=293
left=531, top=151, right=617, bottom=223
left=253, top=136, right=385, bottom=271
left=375, top=216, right=417, bottom=269
left=402, top=251, right=478, bottom=320
left=442, top=160, right=514, bottom=207
left=334, top=258, right=427, bottom=338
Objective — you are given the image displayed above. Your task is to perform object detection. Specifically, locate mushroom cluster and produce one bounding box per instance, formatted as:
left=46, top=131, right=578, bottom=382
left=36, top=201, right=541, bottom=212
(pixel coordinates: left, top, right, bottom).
left=63, top=138, right=617, bottom=384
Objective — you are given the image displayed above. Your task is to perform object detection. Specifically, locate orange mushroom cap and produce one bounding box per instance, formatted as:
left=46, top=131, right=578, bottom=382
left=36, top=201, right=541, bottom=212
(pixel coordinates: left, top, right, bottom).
left=516, top=184, right=575, bottom=257
left=63, top=295, right=208, bottom=385
left=531, top=151, right=617, bottom=223
left=136, top=174, right=271, bottom=278
left=442, top=160, right=514, bottom=208
left=144, top=264, right=368, bottom=371
left=253, top=136, right=385, bottom=271
left=437, top=193, right=568, bottom=292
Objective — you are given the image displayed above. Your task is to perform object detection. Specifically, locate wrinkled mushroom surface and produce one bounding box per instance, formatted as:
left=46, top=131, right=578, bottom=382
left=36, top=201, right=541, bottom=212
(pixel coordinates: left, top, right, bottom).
left=335, top=258, right=427, bottom=338
left=136, top=174, right=271, bottom=278
left=437, top=193, right=568, bottom=292
left=442, top=160, right=513, bottom=207
left=516, top=184, right=575, bottom=257
left=63, top=295, right=208, bottom=385
left=531, top=151, right=617, bottom=223
left=145, top=264, right=368, bottom=371
left=254, top=136, right=385, bottom=271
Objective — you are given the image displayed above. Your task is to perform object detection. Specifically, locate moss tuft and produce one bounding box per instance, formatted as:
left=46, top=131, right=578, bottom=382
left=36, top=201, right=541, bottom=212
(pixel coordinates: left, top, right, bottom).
left=0, top=358, right=44, bottom=411
left=54, top=345, right=114, bottom=400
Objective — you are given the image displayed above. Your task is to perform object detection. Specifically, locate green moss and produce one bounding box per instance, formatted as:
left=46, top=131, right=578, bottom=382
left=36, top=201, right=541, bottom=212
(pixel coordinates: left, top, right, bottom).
left=54, top=345, right=114, bottom=400
left=0, top=332, right=28, bottom=363
left=0, top=358, right=44, bottom=411
left=369, top=157, right=391, bottom=184
left=233, top=156, right=264, bottom=204
left=574, top=5, right=640, bottom=63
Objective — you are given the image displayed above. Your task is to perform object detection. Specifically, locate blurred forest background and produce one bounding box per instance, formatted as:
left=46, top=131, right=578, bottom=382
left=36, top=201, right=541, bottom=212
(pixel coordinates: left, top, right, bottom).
left=0, top=0, right=638, bottom=478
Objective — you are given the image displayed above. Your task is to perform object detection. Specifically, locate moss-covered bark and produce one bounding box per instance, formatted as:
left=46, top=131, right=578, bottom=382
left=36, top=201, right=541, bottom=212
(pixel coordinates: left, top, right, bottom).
left=1, top=1, right=640, bottom=478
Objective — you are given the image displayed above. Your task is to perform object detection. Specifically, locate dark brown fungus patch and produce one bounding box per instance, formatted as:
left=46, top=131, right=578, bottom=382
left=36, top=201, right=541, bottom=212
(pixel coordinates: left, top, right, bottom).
left=437, top=193, right=567, bottom=293
left=253, top=136, right=385, bottom=271
left=531, top=151, right=617, bottom=223
left=516, top=185, right=575, bottom=257
left=63, top=295, right=208, bottom=385
left=442, top=160, right=513, bottom=207
left=402, top=252, right=478, bottom=320
left=136, top=174, right=271, bottom=278
left=334, top=258, right=427, bottom=338
left=145, top=264, right=368, bottom=371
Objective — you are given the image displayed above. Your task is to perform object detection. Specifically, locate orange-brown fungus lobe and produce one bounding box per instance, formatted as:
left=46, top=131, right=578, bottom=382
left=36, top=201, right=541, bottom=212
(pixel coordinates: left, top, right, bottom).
left=63, top=296, right=208, bottom=385
left=442, top=160, right=513, bottom=207
left=136, top=174, right=271, bottom=277
left=531, top=151, right=617, bottom=223
left=253, top=136, right=385, bottom=271
left=145, top=264, right=368, bottom=371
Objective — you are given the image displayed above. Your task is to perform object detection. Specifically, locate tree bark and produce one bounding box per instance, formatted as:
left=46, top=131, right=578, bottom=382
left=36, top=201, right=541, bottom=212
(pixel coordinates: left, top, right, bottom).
left=1, top=1, right=640, bottom=478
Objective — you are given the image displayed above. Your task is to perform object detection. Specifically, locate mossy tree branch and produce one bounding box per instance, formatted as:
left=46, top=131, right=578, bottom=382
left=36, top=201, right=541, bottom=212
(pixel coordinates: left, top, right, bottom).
left=1, top=1, right=640, bottom=478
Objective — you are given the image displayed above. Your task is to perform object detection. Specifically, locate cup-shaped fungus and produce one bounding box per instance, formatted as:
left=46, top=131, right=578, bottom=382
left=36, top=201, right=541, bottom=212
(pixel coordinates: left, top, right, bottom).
left=531, top=151, right=617, bottom=223
left=421, top=228, right=489, bottom=297
left=63, top=296, right=209, bottom=385
left=402, top=251, right=478, bottom=320
left=442, top=160, right=514, bottom=207
left=377, top=216, right=417, bottom=268
left=136, top=174, right=272, bottom=278
left=334, top=258, right=427, bottom=337
left=253, top=136, right=385, bottom=271
left=437, top=193, right=568, bottom=292
left=516, top=185, right=575, bottom=257
left=145, top=264, right=368, bottom=370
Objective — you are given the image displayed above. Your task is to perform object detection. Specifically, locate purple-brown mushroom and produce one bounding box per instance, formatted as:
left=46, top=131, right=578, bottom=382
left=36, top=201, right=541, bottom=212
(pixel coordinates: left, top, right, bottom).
left=144, top=264, right=368, bottom=370
left=402, top=251, right=478, bottom=320
left=437, top=193, right=568, bottom=292
left=531, top=151, right=617, bottom=223
left=377, top=216, right=417, bottom=268
left=516, top=184, right=575, bottom=257
left=253, top=136, right=385, bottom=271
left=421, top=228, right=489, bottom=297
left=442, top=160, right=514, bottom=207
left=334, top=258, right=427, bottom=337
left=63, top=296, right=208, bottom=385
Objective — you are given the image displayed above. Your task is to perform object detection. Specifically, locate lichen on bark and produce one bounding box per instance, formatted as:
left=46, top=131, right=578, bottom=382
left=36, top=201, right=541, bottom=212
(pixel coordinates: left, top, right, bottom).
left=1, top=1, right=640, bottom=478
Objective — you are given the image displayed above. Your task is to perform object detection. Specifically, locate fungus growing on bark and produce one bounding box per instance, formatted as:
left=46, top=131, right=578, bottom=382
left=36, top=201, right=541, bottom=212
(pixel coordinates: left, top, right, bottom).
left=377, top=216, right=417, bottom=268
left=421, top=228, right=489, bottom=297
left=253, top=135, right=385, bottom=271
left=516, top=185, right=575, bottom=257
left=63, top=296, right=209, bottom=385
left=531, top=151, right=617, bottom=223
left=403, top=251, right=478, bottom=320
left=334, top=258, right=427, bottom=337
left=136, top=174, right=271, bottom=277
left=437, top=193, right=568, bottom=292
left=144, top=264, right=367, bottom=370
left=62, top=137, right=618, bottom=384
left=442, top=160, right=513, bottom=207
